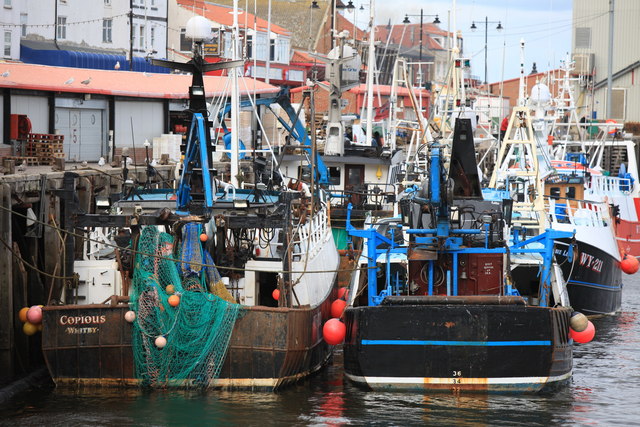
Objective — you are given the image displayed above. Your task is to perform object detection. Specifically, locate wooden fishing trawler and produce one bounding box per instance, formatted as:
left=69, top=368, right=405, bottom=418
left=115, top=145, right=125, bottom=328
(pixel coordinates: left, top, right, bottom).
left=40, top=16, right=340, bottom=390
left=341, top=119, right=577, bottom=392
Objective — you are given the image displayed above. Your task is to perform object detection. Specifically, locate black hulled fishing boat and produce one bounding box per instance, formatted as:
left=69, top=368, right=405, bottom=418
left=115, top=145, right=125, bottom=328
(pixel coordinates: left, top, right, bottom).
left=342, top=119, right=576, bottom=392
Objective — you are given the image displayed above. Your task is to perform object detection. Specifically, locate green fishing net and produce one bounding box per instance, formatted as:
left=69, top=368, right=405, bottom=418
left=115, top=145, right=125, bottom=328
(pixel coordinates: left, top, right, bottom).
left=130, top=224, right=241, bottom=388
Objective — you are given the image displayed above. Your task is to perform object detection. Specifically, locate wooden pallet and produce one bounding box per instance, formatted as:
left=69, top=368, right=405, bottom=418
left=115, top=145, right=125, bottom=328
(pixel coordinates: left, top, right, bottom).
left=3, top=156, right=39, bottom=166
left=24, top=133, right=65, bottom=164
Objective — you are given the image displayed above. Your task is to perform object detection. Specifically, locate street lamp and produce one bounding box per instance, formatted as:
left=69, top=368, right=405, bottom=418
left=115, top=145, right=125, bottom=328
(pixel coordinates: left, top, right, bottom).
left=402, top=10, right=440, bottom=63
left=315, top=0, right=356, bottom=49
left=470, top=17, right=503, bottom=84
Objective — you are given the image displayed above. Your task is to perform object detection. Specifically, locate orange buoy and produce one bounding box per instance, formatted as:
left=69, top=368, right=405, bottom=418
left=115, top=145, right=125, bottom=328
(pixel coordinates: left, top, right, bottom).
left=18, top=307, right=29, bottom=323
left=272, top=288, right=280, bottom=301
left=337, top=287, right=349, bottom=300
left=23, top=322, right=38, bottom=336
left=168, top=294, right=180, bottom=307
left=620, top=255, right=639, bottom=275
left=200, top=233, right=208, bottom=242
left=323, top=318, right=346, bottom=345
left=26, top=305, right=43, bottom=325
left=570, top=320, right=596, bottom=344
left=330, top=299, right=347, bottom=318
left=166, top=284, right=175, bottom=295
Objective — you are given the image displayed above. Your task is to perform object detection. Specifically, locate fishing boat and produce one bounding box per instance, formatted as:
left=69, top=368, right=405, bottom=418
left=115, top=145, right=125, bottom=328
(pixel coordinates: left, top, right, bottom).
left=40, top=16, right=340, bottom=390
left=538, top=57, right=640, bottom=261
left=341, top=118, right=577, bottom=392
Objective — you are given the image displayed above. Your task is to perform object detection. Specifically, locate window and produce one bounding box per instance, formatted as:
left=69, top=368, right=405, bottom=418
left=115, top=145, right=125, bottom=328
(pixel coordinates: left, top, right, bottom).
left=254, top=32, right=267, bottom=61
left=610, top=88, right=626, bottom=121
left=20, top=13, right=27, bottom=37
left=102, top=19, right=112, bottom=43
left=277, top=38, right=289, bottom=64
left=3, top=31, right=10, bottom=57
left=269, top=38, right=275, bottom=61
left=328, top=167, right=341, bottom=186
left=179, top=28, right=191, bottom=51
left=575, top=27, right=591, bottom=49
left=104, top=0, right=111, bottom=4
left=139, top=25, right=145, bottom=49
left=57, top=16, right=66, bottom=39
left=3, top=0, right=11, bottom=7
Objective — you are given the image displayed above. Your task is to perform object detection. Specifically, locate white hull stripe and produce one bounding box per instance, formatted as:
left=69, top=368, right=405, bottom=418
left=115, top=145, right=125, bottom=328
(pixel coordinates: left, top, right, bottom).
left=345, top=371, right=572, bottom=386
left=616, top=237, right=640, bottom=243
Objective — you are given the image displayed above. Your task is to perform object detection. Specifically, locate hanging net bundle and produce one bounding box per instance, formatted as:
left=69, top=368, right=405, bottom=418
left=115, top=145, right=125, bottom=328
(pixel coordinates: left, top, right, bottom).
left=130, top=224, right=241, bottom=388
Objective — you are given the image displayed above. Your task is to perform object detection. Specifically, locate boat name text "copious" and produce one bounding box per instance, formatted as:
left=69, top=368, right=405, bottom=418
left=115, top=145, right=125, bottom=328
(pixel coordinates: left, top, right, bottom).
left=59, top=315, right=107, bottom=335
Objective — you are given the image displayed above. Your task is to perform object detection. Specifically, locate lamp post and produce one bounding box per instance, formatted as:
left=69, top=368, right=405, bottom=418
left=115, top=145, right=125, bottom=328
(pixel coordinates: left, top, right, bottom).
left=403, top=11, right=440, bottom=91
left=402, top=10, right=440, bottom=63
left=470, top=17, right=503, bottom=84
left=325, top=0, right=355, bottom=49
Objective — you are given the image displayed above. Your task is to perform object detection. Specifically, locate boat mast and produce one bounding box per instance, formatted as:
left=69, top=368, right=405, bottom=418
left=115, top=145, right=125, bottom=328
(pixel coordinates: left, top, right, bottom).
left=518, top=39, right=526, bottom=107
left=364, top=0, right=376, bottom=148
left=230, top=0, right=241, bottom=187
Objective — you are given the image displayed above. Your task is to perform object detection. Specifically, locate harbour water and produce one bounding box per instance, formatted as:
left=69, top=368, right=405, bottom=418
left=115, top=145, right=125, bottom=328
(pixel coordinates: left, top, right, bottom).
left=2, top=275, right=640, bottom=426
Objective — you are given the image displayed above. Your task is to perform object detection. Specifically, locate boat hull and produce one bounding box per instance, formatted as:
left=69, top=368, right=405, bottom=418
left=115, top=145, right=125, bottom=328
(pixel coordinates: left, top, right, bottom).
left=42, top=298, right=333, bottom=391
left=615, top=218, right=640, bottom=258
left=555, top=239, right=623, bottom=316
left=343, top=299, right=572, bottom=392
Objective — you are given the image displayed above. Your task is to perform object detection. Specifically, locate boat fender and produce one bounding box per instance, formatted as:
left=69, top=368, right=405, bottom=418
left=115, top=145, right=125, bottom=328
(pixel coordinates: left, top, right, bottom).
left=570, top=320, right=595, bottom=344
left=323, top=318, right=346, bottom=345
left=330, top=299, right=347, bottom=318
left=621, top=254, right=639, bottom=275
left=569, top=311, right=588, bottom=332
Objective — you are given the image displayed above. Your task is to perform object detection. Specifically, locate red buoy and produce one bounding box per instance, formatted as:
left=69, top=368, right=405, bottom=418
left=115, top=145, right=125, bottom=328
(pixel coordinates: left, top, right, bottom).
left=200, top=233, right=208, bottom=242
left=570, top=320, right=596, bottom=344
left=330, top=299, right=347, bottom=318
left=337, top=287, right=349, bottom=300
left=620, top=255, right=639, bottom=275
left=323, top=318, right=346, bottom=345
left=272, top=288, right=280, bottom=301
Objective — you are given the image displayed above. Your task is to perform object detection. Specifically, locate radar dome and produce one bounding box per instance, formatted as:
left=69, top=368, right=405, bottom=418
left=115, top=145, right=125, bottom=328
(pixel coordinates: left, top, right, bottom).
left=530, top=82, right=551, bottom=105
left=185, top=16, right=212, bottom=42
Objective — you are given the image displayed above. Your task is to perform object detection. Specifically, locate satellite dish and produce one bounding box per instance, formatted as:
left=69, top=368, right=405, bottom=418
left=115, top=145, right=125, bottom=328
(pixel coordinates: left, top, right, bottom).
left=185, top=16, right=212, bottom=42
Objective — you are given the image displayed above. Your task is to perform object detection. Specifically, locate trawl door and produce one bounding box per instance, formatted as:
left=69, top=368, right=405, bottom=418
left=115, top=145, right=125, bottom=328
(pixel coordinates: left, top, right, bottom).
left=55, top=108, right=103, bottom=162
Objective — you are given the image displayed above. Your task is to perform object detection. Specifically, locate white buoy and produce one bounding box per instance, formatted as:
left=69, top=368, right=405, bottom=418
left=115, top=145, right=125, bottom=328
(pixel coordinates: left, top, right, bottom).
left=124, top=310, right=136, bottom=323
left=155, top=335, right=167, bottom=349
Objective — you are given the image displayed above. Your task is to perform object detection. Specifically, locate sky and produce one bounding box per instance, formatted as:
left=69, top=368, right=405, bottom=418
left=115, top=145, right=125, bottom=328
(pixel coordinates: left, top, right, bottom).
left=348, top=0, right=574, bottom=83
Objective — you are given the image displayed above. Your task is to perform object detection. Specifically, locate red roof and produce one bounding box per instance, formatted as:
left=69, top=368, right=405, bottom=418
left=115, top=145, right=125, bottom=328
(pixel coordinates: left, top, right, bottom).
left=291, top=50, right=325, bottom=65
left=0, top=62, right=279, bottom=98
left=177, top=0, right=290, bottom=36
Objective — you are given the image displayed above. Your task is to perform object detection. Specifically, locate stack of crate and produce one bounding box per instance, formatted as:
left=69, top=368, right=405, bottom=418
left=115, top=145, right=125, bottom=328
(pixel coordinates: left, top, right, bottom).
left=26, top=133, right=65, bottom=165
